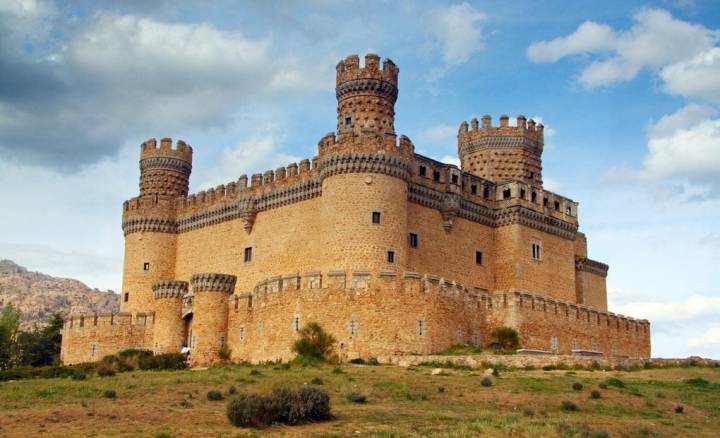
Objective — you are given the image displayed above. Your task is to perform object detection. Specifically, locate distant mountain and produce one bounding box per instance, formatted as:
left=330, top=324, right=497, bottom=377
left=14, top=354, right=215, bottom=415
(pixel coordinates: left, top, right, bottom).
left=0, top=260, right=119, bottom=330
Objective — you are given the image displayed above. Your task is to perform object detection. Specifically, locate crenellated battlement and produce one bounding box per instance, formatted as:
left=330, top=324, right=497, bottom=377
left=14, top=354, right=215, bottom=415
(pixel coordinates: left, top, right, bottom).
left=140, top=137, right=193, bottom=163
left=62, top=311, right=155, bottom=330
left=458, top=115, right=544, bottom=149
left=336, top=53, right=399, bottom=87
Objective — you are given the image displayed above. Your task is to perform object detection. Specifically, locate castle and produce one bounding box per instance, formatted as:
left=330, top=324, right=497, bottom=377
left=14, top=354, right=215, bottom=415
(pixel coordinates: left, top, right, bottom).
left=61, top=54, right=650, bottom=366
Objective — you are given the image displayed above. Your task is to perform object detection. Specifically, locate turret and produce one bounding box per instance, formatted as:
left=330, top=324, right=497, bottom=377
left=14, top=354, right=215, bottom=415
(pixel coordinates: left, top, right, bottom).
left=457, top=115, right=544, bottom=186
left=152, top=280, right=188, bottom=354
left=335, top=54, right=399, bottom=137
left=189, top=273, right=236, bottom=366
left=139, top=138, right=193, bottom=198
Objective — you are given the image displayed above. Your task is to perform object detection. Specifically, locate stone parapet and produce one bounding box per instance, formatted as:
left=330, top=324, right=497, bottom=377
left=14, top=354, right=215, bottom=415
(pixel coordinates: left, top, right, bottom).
left=190, top=273, right=237, bottom=293
left=575, top=256, right=609, bottom=277
left=153, top=280, right=189, bottom=299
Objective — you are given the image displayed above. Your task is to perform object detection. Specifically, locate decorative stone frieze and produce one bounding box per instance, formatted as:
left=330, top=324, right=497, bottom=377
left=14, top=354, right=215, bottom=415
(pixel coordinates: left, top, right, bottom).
left=575, top=257, right=609, bottom=277
left=152, top=280, right=189, bottom=299
left=318, top=152, right=412, bottom=182
left=190, top=273, right=237, bottom=293
left=335, top=78, right=398, bottom=103
left=122, top=217, right=177, bottom=235
left=140, top=156, right=192, bottom=174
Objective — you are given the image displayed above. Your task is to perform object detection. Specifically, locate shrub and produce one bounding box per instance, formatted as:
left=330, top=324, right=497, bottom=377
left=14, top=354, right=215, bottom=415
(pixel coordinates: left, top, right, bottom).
left=292, top=322, right=336, bottom=362
left=332, top=366, right=343, bottom=374
left=560, top=400, right=577, bottom=412
left=598, top=382, right=608, bottom=389
left=97, top=364, right=116, bottom=377
left=218, top=346, right=232, bottom=362
left=481, top=377, right=493, bottom=387
left=71, top=371, right=87, bottom=381
left=227, top=393, right=270, bottom=428
left=684, top=377, right=709, bottom=387
left=102, top=389, right=117, bottom=399
left=542, top=364, right=556, bottom=371
left=155, top=353, right=187, bottom=370
left=310, top=377, right=324, bottom=385
left=227, top=387, right=331, bottom=428
left=179, top=399, right=192, bottom=409
left=404, top=389, right=428, bottom=401
left=590, top=390, right=601, bottom=399
left=488, top=327, right=520, bottom=352
left=605, top=377, right=625, bottom=388
left=138, top=354, right=158, bottom=370
left=588, top=431, right=609, bottom=438
left=349, top=358, right=366, bottom=365
left=675, top=405, right=684, bottom=414
left=438, top=386, right=446, bottom=393
left=555, top=362, right=570, bottom=370
left=522, top=407, right=535, bottom=417
left=207, top=390, right=224, bottom=401
left=346, top=392, right=367, bottom=403
left=228, top=385, right=237, bottom=395
left=116, top=361, right=135, bottom=372
left=367, top=357, right=380, bottom=366
left=572, top=382, right=583, bottom=391
left=249, top=369, right=263, bottom=376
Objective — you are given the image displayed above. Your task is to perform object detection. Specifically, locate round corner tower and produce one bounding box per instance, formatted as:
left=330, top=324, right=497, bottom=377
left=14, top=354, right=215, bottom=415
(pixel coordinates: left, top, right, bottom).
left=189, top=273, right=236, bottom=366
left=152, top=280, right=188, bottom=354
left=120, top=138, right=193, bottom=316
left=318, top=54, right=411, bottom=276
left=458, top=115, right=544, bottom=186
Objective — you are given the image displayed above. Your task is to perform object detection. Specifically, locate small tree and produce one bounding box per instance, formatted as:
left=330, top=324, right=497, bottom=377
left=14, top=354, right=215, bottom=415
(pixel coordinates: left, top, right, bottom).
left=292, top=322, right=336, bottom=362
left=488, top=327, right=520, bottom=353
left=0, top=303, right=21, bottom=369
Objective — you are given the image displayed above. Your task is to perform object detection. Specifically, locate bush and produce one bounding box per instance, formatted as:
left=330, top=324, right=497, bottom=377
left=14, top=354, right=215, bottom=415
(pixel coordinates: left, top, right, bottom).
left=155, top=353, right=187, bottom=370
left=588, top=431, right=609, bottom=438
left=138, top=354, right=158, bottom=370
left=346, top=392, right=367, bottom=403
left=488, top=327, right=520, bottom=352
left=292, top=322, right=336, bottom=362
left=71, top=371, right=87, bottom=381
left=481, top=377, right=493, bottom=387
left=675, top=405, right=684, bottom=414
left=522, top=407, right=534, bottom=417
left=605, top=377, right=625, bottom=388
left=598, top=382, right=608, bottom=389
left=349, top=358, right=366, bottom=365
left=404, top=389, right=428, bottom=401
left=590, top=390, right=601, bottom=399
left=542, top=364, right=556, bottom=371
left=228, top=385, right=237, bottom=395
left=310, top=377, right=324, bottom=385
left=227, top=393, right=270, bottom=428
left=560, top=400, right=578, bottom=412
left=218, top=346, right=232, bottom=361
left=438, top=386, right=446, bottom=393
left=97, top=364, right=116, bottom=377
left=572, top=382, right=583, bottom=391
left=179, top=399, right=192, bottom=409
left=367, top=357, right=380, bottom=366
left=249, top=369, right=263, bottom=376
left=684, top=377, right=709, bottom=387
left=207, top=390, right=224, bottom=401
left=332, top=366, right=343, bottom=374
left=102, top=389, right=117, bottom=399
left=227, top=387, right=331, bottom=428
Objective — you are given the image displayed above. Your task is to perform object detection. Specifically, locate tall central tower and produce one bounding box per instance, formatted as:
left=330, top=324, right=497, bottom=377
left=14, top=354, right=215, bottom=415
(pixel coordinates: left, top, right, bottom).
left=318, top=54, right=412, bottom=277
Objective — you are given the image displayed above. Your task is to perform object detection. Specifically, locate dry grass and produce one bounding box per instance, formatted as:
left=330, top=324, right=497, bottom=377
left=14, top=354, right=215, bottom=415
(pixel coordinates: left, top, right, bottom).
left=0, top=363, right=718, bottom=437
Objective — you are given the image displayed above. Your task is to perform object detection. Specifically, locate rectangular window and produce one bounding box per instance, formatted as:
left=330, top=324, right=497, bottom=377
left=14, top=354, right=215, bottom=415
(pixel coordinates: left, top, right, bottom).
left=293, top=316, right=300, bottom=332
left=550, top=336, right=558, bottom=352
left=220, top=335, right=226, bottom=348
left=372, top=211, right=381, bottom=224
left=475, top=251, right=483, bottom=265
left=433, top=171, right=440, bottom=182
left=244, top=247, right=253, bottom=262
left=419, top=165, right=426, bottom=177
left=387, top=250, right=395, bottom=263
left=531, top=242, right=542, bottom=260
left=409, top=233, right=418, bottom=248
left=483, top=186, right=489, bottom=198
left=503, top=188, right=511, bottom=199
left=471, top=184, right=477, bottom=195
left=90, top=343, right=97, bottom=357
left=543, top=197, right=548, bottom=207
left=417, top=318, right=424, bottom=336
left=349, top=319, right=357, bottom=336
left=520, top=189, right=526, bottom=199
left=124, top=292, right=129, bottom=302
left=451, top=174, right=459, bottom=184
left=554, top=200, right=560, bottom=211
left=239, top=326, right=245, bottom=341
left=345, top=116, right=352, bottom=126
left=143, top=262, right=150, bottom=271
left=531, top=191, right=537, bottom=202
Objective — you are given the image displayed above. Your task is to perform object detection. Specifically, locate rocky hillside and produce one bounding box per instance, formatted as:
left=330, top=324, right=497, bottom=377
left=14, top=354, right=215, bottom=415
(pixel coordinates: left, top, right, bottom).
left=0, top=260, right=119, bottom=330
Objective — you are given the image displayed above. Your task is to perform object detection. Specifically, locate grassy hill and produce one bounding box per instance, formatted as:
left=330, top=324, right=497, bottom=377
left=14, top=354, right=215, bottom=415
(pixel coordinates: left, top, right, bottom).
left=1, top=362, right=719, bottom=437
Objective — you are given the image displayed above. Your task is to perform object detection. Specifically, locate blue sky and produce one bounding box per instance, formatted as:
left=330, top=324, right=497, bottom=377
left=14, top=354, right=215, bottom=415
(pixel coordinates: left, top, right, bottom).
left=0, top=0, right=718, bottom=358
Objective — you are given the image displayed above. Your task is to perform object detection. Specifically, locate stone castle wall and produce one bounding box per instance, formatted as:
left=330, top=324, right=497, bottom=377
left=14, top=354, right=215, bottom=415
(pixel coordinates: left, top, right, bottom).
left=60, top=313, right=154, bottom=365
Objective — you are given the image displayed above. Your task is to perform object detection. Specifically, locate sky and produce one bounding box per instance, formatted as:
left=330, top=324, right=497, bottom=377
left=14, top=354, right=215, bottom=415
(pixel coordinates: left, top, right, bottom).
left=0, top=0, right=718, bottom=358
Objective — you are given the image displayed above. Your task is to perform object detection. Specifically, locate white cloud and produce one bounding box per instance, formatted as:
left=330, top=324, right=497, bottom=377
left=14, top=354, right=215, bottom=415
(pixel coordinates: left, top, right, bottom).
left=542, top=177, right=561, bottom=192
left=527, top=8, right=719, bottom=88
left=602, top=104, right=720, bottom=196
left=429, top=2, right=486, bottom=67
left=611, top=295, right=720, bottom=323
left=689, top=326, right=720, bottom=350
left=0, top=12, right=330, bottom=169
left=198, top=133, right=301, bottom=190
left=660, top=47, right=720, bottom=103
left=439, top=155, right=461, bottom=167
